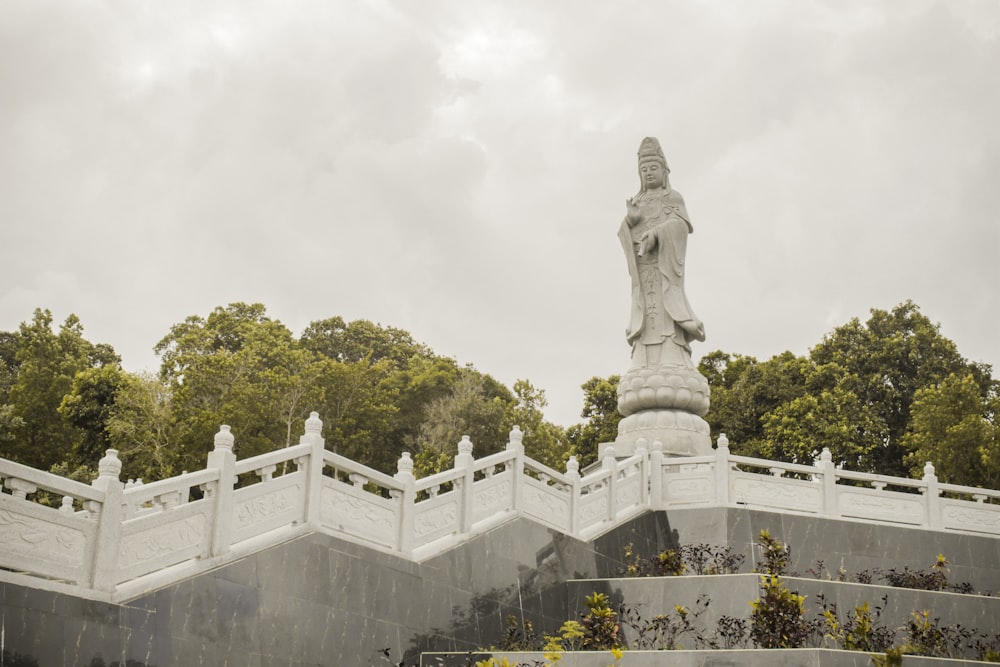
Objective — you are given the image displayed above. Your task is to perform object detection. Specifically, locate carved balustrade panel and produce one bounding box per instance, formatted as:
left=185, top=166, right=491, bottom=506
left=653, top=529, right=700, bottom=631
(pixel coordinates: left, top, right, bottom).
left=614, top=470, right=644, bottom=516
left=121, top=469, right=218, bottom=520
left=234, top=442, right=311, bottom=478
left=231, top=472, right=306, bottom=545
left=662, top=463, right=714, bottom=504
left=470, top=471, right=514, bottom=527
left=730, top=471, right=822, bottom=513
left=575, top=483, right=609, bottom=534
left=118, top=499, right=212, bottom=581
left=319, top=477, right=401, bottom=549
left=410, top=490, right=459, bottom=548
left=520, top=475, right=571, bottom=532
left=939, top=499, right=1000, bottom=535
left=0, top=493, right=93, bottom=583
left=836, top=486, right=925, bottom=525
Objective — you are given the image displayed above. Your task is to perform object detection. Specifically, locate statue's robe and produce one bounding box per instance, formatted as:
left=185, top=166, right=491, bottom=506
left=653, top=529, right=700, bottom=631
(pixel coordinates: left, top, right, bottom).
left=619, top=187, right=702, bottom=360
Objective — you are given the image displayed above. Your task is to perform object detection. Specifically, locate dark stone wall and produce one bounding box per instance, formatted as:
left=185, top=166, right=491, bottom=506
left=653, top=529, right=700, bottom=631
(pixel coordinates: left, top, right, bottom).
left=0, top=513, right=670, bottom=667
left=657, top=507, right=1000, bottom=592
left=3, top=508, right=997, bottom=666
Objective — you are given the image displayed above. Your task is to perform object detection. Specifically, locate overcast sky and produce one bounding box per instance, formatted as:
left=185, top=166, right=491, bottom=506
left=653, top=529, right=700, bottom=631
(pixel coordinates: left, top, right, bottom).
left=2, top=0, right=998, bottom=427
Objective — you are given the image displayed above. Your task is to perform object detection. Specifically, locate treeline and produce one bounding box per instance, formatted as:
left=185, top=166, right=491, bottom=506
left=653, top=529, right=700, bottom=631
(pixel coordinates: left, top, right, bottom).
left=0, top=303, right=568, bottom=483
left=0, top=301, right=996, bottom=489
left=698, top=301, right=1000, bottom=488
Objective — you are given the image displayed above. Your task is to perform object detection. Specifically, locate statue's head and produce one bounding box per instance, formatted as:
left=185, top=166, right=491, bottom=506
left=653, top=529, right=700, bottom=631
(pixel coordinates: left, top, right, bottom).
left=637, top=137, right=669, bottom=192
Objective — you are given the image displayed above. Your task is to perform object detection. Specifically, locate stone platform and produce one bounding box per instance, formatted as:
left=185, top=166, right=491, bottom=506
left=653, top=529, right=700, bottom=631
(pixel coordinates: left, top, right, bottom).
left=4, top=508, right=999, bottom=666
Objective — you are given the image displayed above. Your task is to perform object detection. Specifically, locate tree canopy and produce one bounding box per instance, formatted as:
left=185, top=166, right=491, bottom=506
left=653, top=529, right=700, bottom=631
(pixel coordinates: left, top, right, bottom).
left=699, top=301, right=998, bottom=483
left=0, top=300, right=995, bottom=489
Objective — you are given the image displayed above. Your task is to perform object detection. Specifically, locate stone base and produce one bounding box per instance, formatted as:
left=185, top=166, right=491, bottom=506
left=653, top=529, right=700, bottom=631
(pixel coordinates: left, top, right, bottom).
left=617, top=365, right=710, bottom=417
left=609, top=409, right=712, bottom=457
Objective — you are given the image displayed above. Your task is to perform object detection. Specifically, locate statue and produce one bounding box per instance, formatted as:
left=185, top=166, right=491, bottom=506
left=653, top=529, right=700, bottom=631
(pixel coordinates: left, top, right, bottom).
left=611, top=137, right=712, bottom=457
left=620, top=137, right=705, bottom=370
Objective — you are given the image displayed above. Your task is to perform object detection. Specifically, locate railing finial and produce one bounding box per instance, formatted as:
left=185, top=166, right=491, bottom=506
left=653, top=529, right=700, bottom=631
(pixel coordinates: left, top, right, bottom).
left=507, top=426, right=524, bottom=452
left=305, top=412, right=323, bottom=435
left=97, top=449, right=122, bottom=480
left=396, top=451, right=414, bottom=476
left=565, top=455, right=579, bottom=476
left=214, top=425, right=235, bottom=451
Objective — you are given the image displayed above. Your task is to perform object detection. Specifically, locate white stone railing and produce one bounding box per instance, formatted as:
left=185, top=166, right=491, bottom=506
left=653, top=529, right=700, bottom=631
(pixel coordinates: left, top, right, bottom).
left=653, top=435, right=1000, bottom=534
left=1, top=417, right=998, bottom=601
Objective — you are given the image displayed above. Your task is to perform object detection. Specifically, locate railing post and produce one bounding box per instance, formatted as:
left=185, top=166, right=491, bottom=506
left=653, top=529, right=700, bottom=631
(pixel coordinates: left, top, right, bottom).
left=394, top=452, right=416, bottom=556
left=88, top=449, right=124, bottom=593
left=206, top=425, right=237, bottom=558
left=455, top=435, right=475, bottom=534
left=507, top=426, right=524, bottom=514
left=715, top=434, right=730, bottom=505
left=299, top=412, right=324, bottom=529
left=603, top=445, right=617, bottom=522
left=565, top=455, right=581, bottom=534
left=635, top=437, right=649, bottom=510
left=648, top=439, right=663, bottom=507
left=816, top=448, right=837, bottom=517
left=923, top=461, right=942, bottom=529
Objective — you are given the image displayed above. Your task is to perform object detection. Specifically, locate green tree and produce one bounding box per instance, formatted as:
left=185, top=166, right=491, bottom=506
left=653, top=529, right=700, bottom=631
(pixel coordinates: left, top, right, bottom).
left=902, top=372, right=1000, bottom=488
left=760, top=385, right=889, bottom=469
left=506, top=379, right=567, bottom=470
left=1, top=309, right=119, bottom=470
left=412, top=370, right=513, bottom=476
left=565, top=375, right=621, bottom=469
left=316, top=354, right=400, bottom=471
left=698, top=351, right=813, bottom=457
left=58, top=365, right=129, bottom=468
left=809, top=301, right=989, bottom=476
left=302, top=316, right=456, bottom=472
left=300, top=316, right=431, bottom=365
left=106, top=372, right=187, bottom=481
left=155, top=303, right=324, bottom=466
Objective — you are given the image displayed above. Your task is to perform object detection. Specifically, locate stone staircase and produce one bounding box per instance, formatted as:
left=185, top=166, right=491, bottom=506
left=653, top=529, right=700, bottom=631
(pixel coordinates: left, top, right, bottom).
left=424, top=507, right=1000, bottom=666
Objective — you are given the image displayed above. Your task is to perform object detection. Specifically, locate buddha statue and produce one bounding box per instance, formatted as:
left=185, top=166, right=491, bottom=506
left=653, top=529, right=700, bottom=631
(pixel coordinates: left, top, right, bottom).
left=619, top=137, right=705, bottom=370
left=611, top=137, right=712, bottom=457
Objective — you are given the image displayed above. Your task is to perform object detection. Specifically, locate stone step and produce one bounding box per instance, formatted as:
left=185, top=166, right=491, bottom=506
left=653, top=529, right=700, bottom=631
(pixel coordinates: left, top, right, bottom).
left=566, top=573, right=1000, bottom=643
left=421, top=649, right=984, bottom=666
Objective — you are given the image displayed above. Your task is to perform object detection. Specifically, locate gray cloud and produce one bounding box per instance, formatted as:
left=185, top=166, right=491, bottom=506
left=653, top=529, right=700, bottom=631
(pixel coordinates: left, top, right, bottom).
left=1, top=0, right=997, bottom=427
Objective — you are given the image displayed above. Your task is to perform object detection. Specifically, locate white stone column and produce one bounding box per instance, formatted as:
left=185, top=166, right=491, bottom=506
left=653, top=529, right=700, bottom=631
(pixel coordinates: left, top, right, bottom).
left=299, top=412, right=324, bottom=529
left=206, top=425, right=237, bottom=557
left=89, top=449, right=124, bottom=593
left=922, top=461, right=942, bottom=529
left=603, top=445, right=618, bottom=522
left=649, top=440, right=664, bottom=508
left=565, top=455, right=581, bottom=534
left=714, top=434, right=731, bottom=505
left=816, top=448, right=837, bottom=517
left=455, top=435, right=474, bottom=534
left=507, top=426, right=524, bottom=514
left=394, top=452, right=416, bottom=556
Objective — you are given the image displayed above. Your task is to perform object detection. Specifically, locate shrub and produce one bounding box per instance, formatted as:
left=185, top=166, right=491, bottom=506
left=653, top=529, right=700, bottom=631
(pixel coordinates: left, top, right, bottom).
left=750, top=575, right=816, bottom=648
left=754, top=530, right=790, bottom=576
left=579, top=593, right=623, bottom=650
left=618, top=594, right=711, bottom=650
left=818, top=594, right=894, bottom=653
left=621, top=542, right=744, bottom=577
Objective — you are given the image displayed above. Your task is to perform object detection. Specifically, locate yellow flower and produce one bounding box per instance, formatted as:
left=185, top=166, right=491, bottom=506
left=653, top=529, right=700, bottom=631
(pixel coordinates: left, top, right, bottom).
left=609, top=646, right=624, bottom=660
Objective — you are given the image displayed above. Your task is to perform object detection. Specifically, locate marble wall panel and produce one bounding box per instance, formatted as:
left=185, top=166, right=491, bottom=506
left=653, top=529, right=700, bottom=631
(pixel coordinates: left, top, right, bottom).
left=2, top=510, right=997, bottom=667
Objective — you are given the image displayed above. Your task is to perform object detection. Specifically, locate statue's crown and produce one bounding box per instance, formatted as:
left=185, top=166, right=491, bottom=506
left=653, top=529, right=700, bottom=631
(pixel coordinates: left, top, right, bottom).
left=637, top=137, right=665, bottom=162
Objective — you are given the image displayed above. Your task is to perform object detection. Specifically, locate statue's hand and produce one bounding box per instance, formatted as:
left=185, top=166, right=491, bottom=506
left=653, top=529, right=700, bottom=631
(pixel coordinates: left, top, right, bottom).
left=625, top=197, right=642, bottom=225
left=637, top=230, right=655, bottom=256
